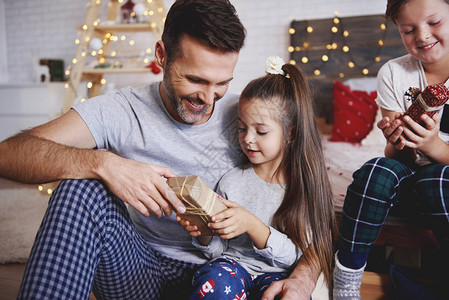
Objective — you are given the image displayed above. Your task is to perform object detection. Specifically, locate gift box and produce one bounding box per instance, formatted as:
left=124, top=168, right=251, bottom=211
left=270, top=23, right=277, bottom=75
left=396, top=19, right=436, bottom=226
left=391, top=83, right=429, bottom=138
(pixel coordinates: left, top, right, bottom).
left=167, top=176, right=227, bottom=236
left=403, top=83, right=449, bottom=125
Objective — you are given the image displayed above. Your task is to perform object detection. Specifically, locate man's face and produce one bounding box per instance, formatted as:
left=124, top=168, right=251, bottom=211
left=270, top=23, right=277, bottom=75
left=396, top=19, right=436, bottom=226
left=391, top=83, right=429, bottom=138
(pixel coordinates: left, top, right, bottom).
left=159, top=35, right=239, bottom=125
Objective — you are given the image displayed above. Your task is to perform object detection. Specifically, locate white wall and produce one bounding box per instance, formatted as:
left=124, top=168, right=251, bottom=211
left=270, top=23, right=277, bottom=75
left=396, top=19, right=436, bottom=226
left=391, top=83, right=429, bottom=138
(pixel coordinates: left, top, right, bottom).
left=3, top=0, right=387, bottom=93
left=0, top=0, right=8, bottom=83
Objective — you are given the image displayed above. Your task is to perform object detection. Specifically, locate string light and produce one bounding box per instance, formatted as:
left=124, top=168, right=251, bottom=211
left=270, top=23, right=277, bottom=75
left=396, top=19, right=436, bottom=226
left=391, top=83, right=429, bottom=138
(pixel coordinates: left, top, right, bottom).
left=288, top=14, right=389, bottom=77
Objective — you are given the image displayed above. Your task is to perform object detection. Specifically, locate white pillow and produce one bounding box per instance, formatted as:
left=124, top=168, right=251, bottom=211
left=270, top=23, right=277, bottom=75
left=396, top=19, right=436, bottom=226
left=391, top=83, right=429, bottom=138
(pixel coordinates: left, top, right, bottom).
left=361, top=108, right=385, bottom=146
left=343, top=77, right=377, bottom=92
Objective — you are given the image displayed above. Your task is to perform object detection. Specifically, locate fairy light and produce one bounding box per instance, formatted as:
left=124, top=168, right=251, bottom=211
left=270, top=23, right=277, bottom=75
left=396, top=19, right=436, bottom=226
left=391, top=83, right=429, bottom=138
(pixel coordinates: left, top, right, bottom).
left=289, top=14, right=390, bottom=77
left=47, top=189, right=52, bottom=195
left=75, top=39, right=80, bottom=44
left=80, top=98, right=86, bottom=102
left=158, top=7, right=164, bottom=13
left=289, top=60, right=296, bottom=65
left=111, top=51, right=117, bottom=57
left=87, top=82, right=93, bottom=89
left=64, top=83, right=69, bottom=89
left=129, top=40, right=135, bottom=46
left=72, top=58, right=78, bottom=64
left=121, top=35, right=126, bottom=41
left=91, top=50, right=97, bottom=56
left=151, top=22, right=157, bottom=28
left=82, top=24, right=88, bottom=30
left=38, top=185, right=43, bottom=191
left=149, top=10, right=154, bottom=16
left=81, top=51, right=86, bottom=57
left=101, top=78, right=107, bottom=85
left=98, top=57, right=106, bottom=64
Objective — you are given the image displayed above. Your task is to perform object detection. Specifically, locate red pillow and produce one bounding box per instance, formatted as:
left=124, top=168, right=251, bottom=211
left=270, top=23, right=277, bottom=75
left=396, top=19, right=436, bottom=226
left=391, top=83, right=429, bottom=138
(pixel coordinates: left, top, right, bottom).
left=330, top=81, right=378, bottom=143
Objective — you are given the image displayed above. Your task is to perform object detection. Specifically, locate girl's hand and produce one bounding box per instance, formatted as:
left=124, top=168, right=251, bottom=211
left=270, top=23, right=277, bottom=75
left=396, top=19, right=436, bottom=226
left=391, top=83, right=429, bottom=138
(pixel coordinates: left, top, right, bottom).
left=176, top=215, right=202, bottom=237
left=377, top=112, right=406, bottom=150
left=209, top=199, right=255, bottom=240
left=401, top=113, right=441, bottom=154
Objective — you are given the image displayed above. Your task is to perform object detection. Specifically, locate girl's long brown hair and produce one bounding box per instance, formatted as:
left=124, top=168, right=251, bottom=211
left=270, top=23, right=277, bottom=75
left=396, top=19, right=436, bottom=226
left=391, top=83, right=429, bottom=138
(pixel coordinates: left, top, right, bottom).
left=240, top=63, right=336, bottom=284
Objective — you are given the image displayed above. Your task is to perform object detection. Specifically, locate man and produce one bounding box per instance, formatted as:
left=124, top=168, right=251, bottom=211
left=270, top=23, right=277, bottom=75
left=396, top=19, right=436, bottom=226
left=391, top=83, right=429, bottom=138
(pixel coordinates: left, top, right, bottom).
left=0, top=0, right=318, bottom=299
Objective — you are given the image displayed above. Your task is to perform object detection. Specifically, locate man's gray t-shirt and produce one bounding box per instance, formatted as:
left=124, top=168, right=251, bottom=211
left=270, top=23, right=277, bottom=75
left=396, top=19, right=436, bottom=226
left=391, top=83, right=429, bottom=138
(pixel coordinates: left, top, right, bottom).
left=73, top=81, right=242, bottom=264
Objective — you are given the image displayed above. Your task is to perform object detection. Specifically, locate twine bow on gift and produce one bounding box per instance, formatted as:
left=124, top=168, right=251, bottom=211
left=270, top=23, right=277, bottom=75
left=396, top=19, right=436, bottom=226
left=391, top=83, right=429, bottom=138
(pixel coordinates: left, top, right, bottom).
left=415, top=93, right=446, bottom=112
left=179, top=176, right=217, bottom=218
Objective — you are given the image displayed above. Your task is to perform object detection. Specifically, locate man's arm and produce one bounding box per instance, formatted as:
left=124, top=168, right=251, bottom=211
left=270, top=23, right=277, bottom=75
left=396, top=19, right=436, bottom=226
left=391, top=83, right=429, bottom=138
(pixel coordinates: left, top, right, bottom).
left=262, top=253, right=320, bottom=300
left=0, top=109, right=185, bottom=217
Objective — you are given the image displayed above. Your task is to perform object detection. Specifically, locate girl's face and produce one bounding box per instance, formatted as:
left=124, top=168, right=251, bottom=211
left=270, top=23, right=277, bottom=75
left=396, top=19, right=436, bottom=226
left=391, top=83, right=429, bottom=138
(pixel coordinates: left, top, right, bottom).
left=238, top=98, right=285, bottom=174
left=396, top=0, right=449, bottom=66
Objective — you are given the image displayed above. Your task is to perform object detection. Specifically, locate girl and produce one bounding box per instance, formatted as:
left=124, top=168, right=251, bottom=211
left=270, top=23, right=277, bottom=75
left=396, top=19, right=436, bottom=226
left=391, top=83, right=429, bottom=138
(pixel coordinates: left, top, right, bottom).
left=178, top=57, right=336, bottom=300
left=334, top=0, right=449, bottom=298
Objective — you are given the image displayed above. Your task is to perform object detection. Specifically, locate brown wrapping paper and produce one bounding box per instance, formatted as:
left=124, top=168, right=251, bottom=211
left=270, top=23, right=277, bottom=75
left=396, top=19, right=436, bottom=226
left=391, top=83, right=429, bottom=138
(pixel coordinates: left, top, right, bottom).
left=167, top=176, right=227, bottom=236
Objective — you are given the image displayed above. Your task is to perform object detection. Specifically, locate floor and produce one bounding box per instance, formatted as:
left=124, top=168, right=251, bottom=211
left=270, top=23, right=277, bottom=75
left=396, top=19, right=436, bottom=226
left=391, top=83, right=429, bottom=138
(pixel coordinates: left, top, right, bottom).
left=0, top=264, right=96, bottom=300
left=0, top=263, right=391, bottom=300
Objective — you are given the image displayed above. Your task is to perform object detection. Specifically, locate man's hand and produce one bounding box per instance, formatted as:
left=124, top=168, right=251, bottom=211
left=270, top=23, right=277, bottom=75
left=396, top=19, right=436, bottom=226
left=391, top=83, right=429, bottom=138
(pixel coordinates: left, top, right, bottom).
left=261, top=275, right=316, bottom=300
left=262, top=251, right=319, bottom=300
left=100, top=154, right=186, bottom=217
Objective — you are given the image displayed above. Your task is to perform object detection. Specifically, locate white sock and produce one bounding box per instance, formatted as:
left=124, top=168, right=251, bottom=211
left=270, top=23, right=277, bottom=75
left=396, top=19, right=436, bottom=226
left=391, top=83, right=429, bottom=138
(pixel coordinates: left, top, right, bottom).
left=333, top=252, right=366, bottom=300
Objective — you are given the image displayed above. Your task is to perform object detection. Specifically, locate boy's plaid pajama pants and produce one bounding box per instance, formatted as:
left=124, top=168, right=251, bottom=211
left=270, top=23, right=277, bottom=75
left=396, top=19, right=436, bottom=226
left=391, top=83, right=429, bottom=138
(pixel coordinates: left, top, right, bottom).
left=18, top=179, right=200, bottom=300
left=338, top=157, right=449, bottom=256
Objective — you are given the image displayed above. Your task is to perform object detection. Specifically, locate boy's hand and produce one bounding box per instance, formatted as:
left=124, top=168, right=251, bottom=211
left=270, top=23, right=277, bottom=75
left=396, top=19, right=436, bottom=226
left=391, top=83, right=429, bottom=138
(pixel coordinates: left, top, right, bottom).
left=377, top=112, right=406, bottom=150
left=401, top=113, right=441, bottom=154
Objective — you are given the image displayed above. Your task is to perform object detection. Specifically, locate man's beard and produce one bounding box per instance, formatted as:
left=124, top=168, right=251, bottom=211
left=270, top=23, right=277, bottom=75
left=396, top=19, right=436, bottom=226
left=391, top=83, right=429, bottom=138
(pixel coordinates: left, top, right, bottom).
left=163, top=72, right=210, bottom=124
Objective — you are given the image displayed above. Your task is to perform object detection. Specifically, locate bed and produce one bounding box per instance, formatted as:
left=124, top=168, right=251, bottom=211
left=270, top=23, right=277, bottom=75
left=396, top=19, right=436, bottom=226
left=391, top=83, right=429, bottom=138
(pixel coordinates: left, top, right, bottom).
left=317, top=78, right=440, bottom=254
left=288, top=13, right=440, bottom=253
